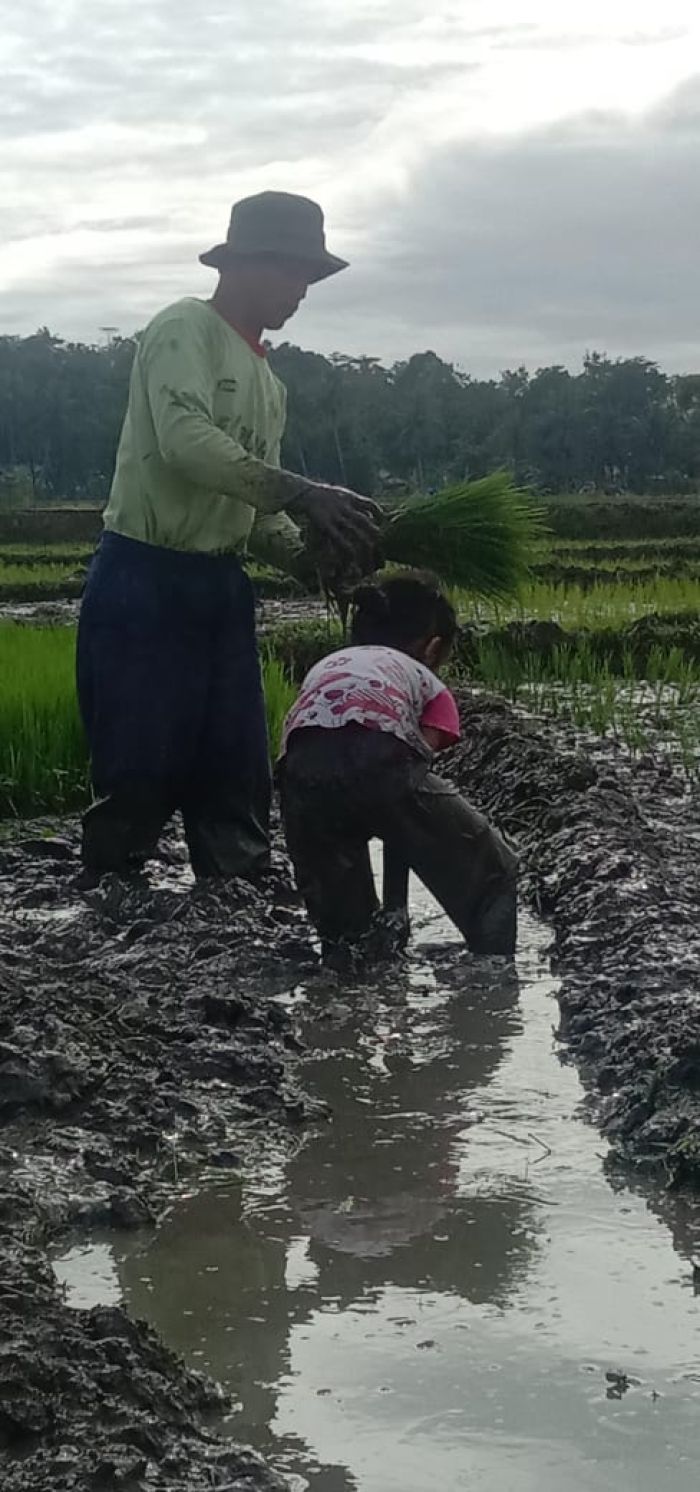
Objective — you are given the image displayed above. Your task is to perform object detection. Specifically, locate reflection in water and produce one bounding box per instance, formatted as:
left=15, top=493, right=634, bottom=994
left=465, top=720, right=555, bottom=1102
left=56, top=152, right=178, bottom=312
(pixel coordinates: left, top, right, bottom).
left=286, top=961, right=532, bottom=1311
left=118, top=913, right=538, bottom=1486
left=71, top=901, right=700, bottom=1492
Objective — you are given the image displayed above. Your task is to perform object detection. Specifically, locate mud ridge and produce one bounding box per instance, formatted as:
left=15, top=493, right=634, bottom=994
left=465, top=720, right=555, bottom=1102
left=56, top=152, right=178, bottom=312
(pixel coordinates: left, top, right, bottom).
left=448, top=691, right=700, bottom=1185
left=0, top=824, right=315, bottom=1491
left=3, top=699, right=700, bottom=1485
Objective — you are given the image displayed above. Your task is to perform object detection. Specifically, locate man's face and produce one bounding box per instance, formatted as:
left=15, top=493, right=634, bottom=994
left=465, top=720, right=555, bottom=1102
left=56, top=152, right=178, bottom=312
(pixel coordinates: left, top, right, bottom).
left=232, top=255, right=313, bottom=329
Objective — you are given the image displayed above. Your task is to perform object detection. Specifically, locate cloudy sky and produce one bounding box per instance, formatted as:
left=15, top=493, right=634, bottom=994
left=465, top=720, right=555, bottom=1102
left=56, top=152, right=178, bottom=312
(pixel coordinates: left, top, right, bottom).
left=2, top=0, right=700, bottom=374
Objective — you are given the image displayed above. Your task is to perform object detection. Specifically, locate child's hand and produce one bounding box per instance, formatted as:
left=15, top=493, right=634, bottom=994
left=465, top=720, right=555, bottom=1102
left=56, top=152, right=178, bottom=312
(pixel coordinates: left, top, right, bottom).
left=421, top=725, right=451, bottom=753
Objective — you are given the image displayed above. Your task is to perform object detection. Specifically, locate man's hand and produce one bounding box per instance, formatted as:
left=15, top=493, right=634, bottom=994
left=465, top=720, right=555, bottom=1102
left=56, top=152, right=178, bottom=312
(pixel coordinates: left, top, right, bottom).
left=288, top=482, right=384, bottom=576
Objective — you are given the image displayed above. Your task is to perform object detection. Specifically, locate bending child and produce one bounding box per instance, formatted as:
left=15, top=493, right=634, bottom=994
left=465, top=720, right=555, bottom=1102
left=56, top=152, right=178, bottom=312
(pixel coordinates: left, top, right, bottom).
left=278, top=572, right=517, bottom=962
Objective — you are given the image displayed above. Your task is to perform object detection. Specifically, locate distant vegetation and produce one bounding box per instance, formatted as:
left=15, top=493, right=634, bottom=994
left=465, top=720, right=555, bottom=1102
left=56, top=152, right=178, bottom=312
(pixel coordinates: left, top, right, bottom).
left=2, top=328, right=700, bottom=814
left=1, top=329, right=699, bottom=506
left=3, top=518, right=700, bottom=811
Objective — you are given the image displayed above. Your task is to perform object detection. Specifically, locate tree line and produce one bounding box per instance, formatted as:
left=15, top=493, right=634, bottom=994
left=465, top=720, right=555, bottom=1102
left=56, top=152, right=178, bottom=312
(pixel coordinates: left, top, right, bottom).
left=1, top=328, right=699, bottom=505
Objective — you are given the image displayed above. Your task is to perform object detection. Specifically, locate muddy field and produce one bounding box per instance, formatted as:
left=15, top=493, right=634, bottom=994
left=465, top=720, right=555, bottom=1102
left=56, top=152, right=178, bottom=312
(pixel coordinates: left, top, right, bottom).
left=449, top=695, right=700, bottom=1182
left=2, top=696, right=700, bottom=1488
left=0, top=596, right=327, bottom=630
left=0, top=838, right=315, bottom=1489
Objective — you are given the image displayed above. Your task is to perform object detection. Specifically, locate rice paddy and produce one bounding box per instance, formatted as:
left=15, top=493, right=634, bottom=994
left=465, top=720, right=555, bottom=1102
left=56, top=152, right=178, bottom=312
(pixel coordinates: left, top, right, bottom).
left=465, top=639, right=700, bottom=779
left=0, top=549, right=296, bottom=603
left=0, top=624, right=88, bottom=816
left=2, top=507, right=700, bottom=812
left=0, top=623, right=297, bottom=817
left=457, top=575, right=700, bottom=629
left=548, top=536, right=700, bottom=557
left=0, top=562, right=85, bottom=595
left=0, top=543, right=93, bottom=563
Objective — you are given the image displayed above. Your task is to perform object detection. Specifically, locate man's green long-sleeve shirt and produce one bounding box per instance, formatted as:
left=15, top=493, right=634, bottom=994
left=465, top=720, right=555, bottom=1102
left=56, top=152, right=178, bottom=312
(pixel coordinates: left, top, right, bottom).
left=103, top=297, right=305, bottom=570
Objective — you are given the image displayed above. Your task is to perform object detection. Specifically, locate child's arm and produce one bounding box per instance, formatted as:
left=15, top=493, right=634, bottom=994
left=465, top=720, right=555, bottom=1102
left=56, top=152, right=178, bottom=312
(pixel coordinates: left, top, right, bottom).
left=419, top=689, right=461, bottom=754
left=421, top=724, right=453, bottom=753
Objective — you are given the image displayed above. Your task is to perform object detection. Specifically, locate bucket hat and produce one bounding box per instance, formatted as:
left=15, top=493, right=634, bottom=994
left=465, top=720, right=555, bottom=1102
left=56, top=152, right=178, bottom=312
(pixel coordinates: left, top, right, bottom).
left=199, top=191, right=348, bottom=282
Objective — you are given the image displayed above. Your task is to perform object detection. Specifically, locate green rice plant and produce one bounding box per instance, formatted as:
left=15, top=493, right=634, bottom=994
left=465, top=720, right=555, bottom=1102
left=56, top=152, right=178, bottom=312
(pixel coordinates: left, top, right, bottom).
left=533, top=556, right=700, bottom=590
left=385, top=472, right=545, bottom=598
left=0, top=623, right=297, bottom=817
left=0, top=624, right=88, bottom=815
left=460, top=633, right=700, bottom=776
left=466, top=639, right=515, bottom=701
left=261, top=654, right=298, bottom=760
left=468, top=634, right=700, bottom=694
left=0, top=544, right=93, bottom=566
left=0, top=562, right=84, bottom=591
left=586, top=677, right=619, bottom=737
left=615, top=693, right=650, bottom=761
left=645, top=645, right=700, bottom=706
left=541, top=490, right=700, bottom=542
left=261, top=619, right=342, bottom=682
left=454, top=574, right=700, bottom=629
left=549, top=535, right=700, bottom=558
left=674, top=716, right=700, bottom=782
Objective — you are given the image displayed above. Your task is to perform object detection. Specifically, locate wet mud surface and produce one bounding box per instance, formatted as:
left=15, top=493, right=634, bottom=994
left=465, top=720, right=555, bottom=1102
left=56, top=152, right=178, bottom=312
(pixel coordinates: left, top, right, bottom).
left=2, top=695, right=700, bottom=1486
left=0, top=597, right=82, bottom=624
left=0, top=587, right=324, bottom=630
left=455, top=612, right=700, bottom=668
left=448, top=691, right=700, bottom=1184
left=64, top=913, right=700, bottom=1491
left=0, top=827, right=313, bottom=1490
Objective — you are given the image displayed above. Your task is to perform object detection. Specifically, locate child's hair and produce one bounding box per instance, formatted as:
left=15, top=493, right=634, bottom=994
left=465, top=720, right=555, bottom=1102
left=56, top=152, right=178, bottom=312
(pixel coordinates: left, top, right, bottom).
left=350, top=570, right=458, bottom=664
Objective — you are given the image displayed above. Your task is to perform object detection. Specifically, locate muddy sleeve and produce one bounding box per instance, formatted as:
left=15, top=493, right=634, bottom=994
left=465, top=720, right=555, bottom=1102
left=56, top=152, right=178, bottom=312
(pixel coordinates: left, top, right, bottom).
left=141, top=316, right=305, bottom=514
left=248, top=508, right=307, bottom=577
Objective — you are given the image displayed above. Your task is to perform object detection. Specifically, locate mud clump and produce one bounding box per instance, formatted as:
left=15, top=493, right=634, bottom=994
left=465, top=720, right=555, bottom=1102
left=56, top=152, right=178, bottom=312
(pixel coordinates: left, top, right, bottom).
left=1, top=1268, right=287, bottom=1491
left=447, top=690, right=700, bottom=1186
left=3, top=699, right=700, bottom=1485
left=0, top=823, right=313, bottom=1490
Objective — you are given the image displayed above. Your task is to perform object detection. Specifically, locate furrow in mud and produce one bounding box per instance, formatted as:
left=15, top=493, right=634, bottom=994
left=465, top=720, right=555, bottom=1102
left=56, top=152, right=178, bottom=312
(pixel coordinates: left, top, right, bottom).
left=0, top=829, right=314, bottom=1491
left=448, top=691, right=700, bottom=1185
left=2, top=695, right=700, bottom=1488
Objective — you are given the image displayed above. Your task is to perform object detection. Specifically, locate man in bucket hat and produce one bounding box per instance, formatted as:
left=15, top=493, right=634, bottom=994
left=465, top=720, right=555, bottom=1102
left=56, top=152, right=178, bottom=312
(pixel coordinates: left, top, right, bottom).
left=77, top=191, right=381, bottom=881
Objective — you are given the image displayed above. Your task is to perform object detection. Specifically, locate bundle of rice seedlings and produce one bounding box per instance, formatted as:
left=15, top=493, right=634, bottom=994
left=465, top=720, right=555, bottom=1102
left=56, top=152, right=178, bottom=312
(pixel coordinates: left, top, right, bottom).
left=383, top=472, right=544, bottom=599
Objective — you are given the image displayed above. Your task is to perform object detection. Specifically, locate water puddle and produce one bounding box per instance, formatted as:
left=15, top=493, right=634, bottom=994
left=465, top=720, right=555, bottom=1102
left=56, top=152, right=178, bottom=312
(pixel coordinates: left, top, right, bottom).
left=54, top=882, right=700, bottom=1491
left=0, top=598, right=80, bottom=624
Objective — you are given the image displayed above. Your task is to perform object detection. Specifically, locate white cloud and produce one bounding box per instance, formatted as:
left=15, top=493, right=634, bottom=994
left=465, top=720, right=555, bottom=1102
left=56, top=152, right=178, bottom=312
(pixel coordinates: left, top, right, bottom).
left=296, top=82, right=700, bottom=375
left=1, top=1, right=699, bottom=372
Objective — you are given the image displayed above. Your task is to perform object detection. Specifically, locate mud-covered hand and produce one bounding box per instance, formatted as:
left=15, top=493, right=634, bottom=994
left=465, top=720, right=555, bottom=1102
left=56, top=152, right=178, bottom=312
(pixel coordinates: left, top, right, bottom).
left=289, top=540, right=378, bottom=613
left=287, top=482, right=384, bottom=576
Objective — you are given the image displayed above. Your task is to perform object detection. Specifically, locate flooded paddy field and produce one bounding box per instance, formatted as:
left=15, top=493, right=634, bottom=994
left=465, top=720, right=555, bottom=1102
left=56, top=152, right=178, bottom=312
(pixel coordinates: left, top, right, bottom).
left=54, top=904, right=700, bottom=1492
left=2, top=694, right=700, bottom=1489
left=2, top=519, right=700, bottom=1487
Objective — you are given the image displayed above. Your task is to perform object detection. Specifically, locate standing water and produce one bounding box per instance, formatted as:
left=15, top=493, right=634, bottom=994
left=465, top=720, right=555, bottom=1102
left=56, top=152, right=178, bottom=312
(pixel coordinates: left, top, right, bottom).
left=54, top=881, right=700, bottom=1491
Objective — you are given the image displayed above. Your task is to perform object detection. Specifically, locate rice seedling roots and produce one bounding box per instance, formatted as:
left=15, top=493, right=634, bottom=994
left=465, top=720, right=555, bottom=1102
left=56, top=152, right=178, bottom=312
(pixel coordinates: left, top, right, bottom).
left=1, top=697, right=700, bottom=1487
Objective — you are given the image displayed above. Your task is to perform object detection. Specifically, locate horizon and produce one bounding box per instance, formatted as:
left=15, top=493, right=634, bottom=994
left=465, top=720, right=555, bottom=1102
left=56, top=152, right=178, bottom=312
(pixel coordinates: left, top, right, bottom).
left=3, top=324, right=699, bottom=385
